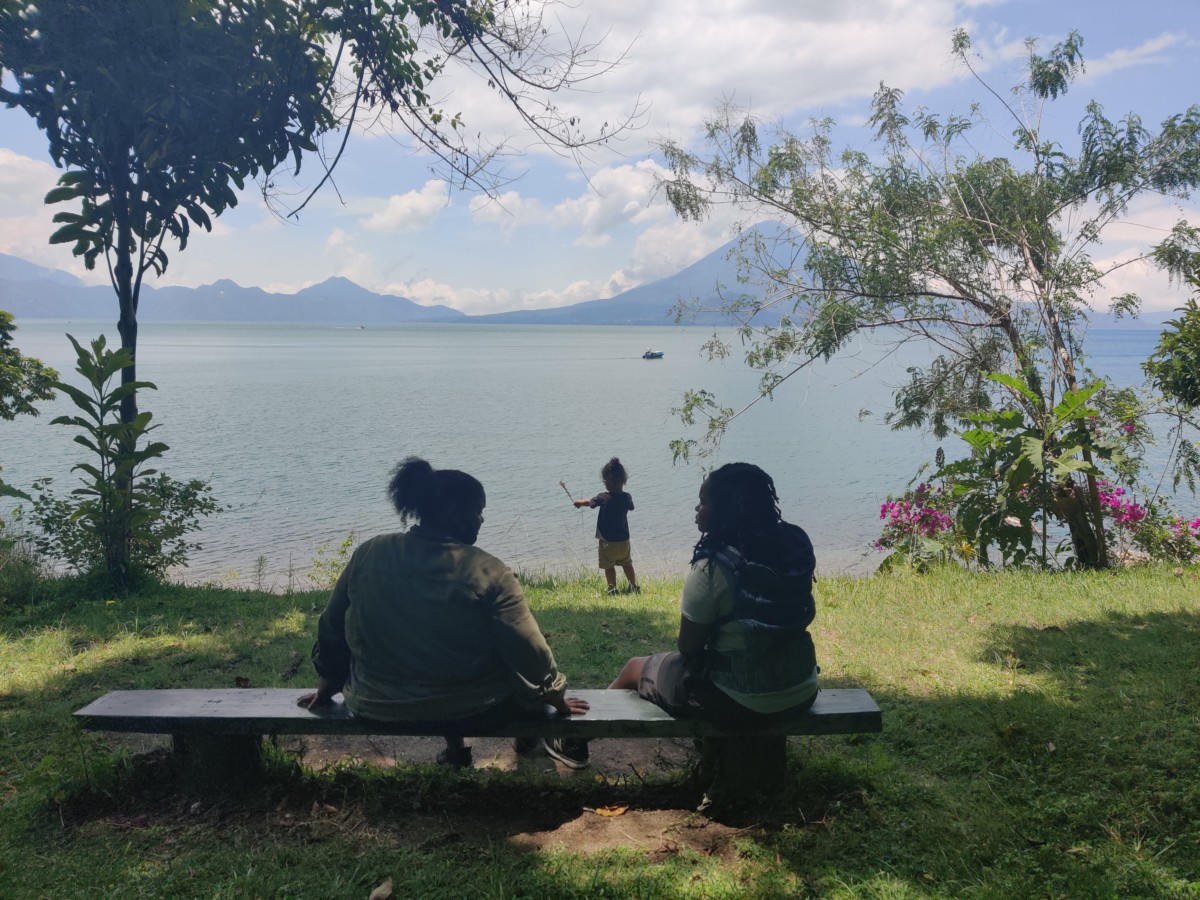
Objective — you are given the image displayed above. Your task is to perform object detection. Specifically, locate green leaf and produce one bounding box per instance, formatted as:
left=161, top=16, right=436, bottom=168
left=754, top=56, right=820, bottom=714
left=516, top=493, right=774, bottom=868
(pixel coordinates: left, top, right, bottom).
left=986, top=371, right=1041, bottom=406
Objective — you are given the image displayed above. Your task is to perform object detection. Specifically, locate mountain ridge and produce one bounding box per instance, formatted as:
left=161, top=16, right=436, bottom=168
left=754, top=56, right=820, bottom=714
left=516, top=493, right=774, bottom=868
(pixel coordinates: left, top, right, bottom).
left=0, top=228, right=1178, bottom=328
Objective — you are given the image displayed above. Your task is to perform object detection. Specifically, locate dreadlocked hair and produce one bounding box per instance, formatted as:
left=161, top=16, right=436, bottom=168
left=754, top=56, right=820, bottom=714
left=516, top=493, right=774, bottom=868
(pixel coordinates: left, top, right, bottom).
left=388, top=456, right=484, bottom=526
left=691, top=462, right=783, bottom=565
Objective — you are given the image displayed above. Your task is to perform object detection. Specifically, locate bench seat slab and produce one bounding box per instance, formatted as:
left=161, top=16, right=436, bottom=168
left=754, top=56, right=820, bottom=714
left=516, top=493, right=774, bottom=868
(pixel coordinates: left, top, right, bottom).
left=75, top=687, right=881, bottom=739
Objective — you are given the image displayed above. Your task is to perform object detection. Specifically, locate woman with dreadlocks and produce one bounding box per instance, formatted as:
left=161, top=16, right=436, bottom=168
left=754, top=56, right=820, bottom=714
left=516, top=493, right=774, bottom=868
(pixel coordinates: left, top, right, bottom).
left=544, top=462, right=819, bottom=769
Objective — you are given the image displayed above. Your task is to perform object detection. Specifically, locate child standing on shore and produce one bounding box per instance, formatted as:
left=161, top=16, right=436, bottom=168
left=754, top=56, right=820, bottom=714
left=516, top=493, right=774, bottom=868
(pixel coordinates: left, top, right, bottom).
left=574, top=457, right=639, bottom=594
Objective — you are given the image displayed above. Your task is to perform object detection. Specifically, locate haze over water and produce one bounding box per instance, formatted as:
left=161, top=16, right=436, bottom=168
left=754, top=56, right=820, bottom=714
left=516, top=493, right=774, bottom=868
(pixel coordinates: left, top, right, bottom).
left=1, top=320, right=1181, bottom=586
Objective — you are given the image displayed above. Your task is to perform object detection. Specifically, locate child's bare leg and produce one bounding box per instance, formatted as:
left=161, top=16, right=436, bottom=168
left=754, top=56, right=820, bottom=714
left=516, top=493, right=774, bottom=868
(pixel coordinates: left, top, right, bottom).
left=621, top=562, right=638, bottom=589
left=610, top=656, right=648, bottom=690
left=603, top=567, right=617, bottom=590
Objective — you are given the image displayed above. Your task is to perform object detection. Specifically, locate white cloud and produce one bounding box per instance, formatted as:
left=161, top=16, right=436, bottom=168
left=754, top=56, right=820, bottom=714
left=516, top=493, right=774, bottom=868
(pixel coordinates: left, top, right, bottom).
left=1083, top=33, right=1182, bottom=81
left=552, top=160, right=671, bottom=242
left=0, top=149, right=104, bottom=280
left=385, top=277, right=515, bottom=314
left=4, top=4, right=1195, bottom=320
left=376, top=0, right=992, bottom=173
left=0, top=148, right=56, bottom=209
left=1080, top=195, right=1200, bottom=313
left=317, top=226, right=378, bottom=288
left=361, top=180, right=451, bottom=232
left=468, top=190, right=547, bottom=228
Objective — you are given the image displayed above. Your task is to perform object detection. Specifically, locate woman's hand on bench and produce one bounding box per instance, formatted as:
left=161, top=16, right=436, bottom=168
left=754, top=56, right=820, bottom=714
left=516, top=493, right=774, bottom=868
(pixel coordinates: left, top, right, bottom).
left=297, top=677, right=338, bottom=710
left=548, top=694, right=590, bottom=717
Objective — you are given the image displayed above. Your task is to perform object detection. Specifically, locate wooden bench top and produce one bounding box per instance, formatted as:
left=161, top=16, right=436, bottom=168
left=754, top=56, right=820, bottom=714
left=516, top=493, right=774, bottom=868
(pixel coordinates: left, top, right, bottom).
left=75, top=687, right=881, bottom=739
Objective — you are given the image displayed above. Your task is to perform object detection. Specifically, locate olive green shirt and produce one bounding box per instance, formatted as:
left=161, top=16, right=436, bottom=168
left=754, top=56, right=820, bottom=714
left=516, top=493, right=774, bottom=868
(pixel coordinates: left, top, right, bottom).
left=312, top=525, right=567, bottom=721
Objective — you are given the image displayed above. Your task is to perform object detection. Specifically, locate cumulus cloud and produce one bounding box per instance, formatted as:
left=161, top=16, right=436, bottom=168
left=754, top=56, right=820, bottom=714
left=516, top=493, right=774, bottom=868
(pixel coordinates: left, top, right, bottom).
left=6, top=4, right=1190, bottom=322
left=0, top=149, right=100, bottom=278
left=552, top=160, right=672, bottom=244
left=382, top=277, right=518, bottom=315
left=0, top=148, right=57, bottom=210
left=1083, top=33, right=1182, bottom=81
left=468, top=190, right=547, bottom=228
left=1080, top=195, right=1200, bottom=313
left=361, top=180, right=450, bottom=232
left=412, top=0, right=997, bottom=163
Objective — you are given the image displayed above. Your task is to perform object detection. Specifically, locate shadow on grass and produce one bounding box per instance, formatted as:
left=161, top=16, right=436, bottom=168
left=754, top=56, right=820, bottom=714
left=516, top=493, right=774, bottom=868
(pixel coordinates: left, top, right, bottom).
left=8, top=594, right=1200, bottom=896
left=759, top=607, right=1200, bottom=895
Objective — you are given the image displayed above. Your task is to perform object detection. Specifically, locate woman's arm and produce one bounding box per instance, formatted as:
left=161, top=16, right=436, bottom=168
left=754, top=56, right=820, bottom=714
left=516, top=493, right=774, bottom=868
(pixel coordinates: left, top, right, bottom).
left=487, top=570, right=570, bottom=701
left=310, top=561, right=354, bottom=695
left=677, top=615, right=711, bottom=655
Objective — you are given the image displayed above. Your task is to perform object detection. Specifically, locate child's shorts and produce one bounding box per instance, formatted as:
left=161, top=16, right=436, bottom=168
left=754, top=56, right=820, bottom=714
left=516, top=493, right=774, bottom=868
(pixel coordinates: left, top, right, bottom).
left=598, top=539, right=632, bottom=568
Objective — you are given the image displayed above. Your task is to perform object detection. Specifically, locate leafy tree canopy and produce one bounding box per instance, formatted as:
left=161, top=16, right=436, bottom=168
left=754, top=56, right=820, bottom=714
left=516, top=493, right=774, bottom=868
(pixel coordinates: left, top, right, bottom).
left=658, top=29, right=1200, bottom=568
left=1144, top=280, right=1200, bottom=409
left=0, top=0, right=636, bottom=420
left=0, top=309, right=55, bottom=421
left=1, top=308, right=56, bottom=501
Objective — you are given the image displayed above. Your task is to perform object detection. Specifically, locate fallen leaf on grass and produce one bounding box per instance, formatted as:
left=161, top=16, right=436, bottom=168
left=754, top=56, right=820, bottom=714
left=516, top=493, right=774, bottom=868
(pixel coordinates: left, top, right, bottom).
left=368, top=878, right=393, bottom=900
left=586, top=804, right=628, bottom=817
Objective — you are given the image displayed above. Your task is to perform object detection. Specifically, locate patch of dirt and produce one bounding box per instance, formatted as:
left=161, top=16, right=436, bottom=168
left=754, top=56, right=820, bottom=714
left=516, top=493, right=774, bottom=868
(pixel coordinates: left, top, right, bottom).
left=84, top=734, right=778, bottom=857
left=509, top=808, right=757, bottom=860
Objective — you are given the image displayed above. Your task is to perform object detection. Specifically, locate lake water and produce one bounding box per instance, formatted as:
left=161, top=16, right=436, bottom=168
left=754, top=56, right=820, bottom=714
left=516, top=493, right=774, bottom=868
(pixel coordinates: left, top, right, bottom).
left=0, top=319, right=1185, bottom=585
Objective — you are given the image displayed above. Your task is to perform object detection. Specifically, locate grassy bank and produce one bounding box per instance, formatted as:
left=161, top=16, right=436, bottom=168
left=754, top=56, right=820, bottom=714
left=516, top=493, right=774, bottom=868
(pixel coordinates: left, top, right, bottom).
left=1, top=566, right=1198, bottom=897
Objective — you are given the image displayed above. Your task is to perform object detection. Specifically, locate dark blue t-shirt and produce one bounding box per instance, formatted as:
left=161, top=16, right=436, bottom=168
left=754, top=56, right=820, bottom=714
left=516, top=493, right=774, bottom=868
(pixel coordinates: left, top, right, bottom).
left=592, top=491, right=634, bottom=542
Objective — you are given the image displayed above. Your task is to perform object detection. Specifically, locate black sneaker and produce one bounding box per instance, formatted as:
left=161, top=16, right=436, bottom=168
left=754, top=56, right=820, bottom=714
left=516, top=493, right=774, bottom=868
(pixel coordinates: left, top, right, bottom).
left=436, top=746, right=473, bottom=769
left=545, top=736, right=589, bottom=769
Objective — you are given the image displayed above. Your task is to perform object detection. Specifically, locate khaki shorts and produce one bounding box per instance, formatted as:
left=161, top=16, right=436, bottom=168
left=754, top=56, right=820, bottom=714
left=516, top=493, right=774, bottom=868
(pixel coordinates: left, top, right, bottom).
left=598, top=539, right=632, bottom=568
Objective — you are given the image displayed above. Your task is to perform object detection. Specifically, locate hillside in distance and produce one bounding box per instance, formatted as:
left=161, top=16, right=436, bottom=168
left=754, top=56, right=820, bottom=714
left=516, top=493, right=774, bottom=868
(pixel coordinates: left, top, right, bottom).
left=0, top=226, right=1177, bottom=328
left=0, top=226, right=790, bottom=326
left=0, top=256, right=464, bottom=324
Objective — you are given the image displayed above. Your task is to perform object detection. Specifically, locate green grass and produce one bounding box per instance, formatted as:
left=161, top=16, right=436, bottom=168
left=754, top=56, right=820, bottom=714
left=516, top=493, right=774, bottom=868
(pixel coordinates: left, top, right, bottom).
left=1, top=566, right=1198, bottom=897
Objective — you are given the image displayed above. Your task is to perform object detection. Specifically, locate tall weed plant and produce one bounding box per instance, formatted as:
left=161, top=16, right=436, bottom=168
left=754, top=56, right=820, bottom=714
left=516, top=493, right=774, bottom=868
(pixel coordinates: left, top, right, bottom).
left=0, top=515, right=50, bottom=608
left=26, top=334, right=220, bottom=593
left=307, top=531, right=357, bottom=591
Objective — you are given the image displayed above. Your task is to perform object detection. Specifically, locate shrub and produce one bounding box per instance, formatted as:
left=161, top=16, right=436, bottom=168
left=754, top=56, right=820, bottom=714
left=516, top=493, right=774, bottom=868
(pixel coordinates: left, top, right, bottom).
left=26, top=334, right=221, bottom=592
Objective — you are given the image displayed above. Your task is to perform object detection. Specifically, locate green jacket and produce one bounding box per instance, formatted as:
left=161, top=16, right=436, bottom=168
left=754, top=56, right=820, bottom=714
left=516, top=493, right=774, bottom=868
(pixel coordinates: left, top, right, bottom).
left=312, top=525, right=567, bottom=721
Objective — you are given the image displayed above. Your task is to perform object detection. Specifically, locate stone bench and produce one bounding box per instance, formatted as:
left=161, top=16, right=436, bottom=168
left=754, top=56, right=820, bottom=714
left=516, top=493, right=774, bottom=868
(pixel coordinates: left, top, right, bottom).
left=75, top=687, right=882, bottom=794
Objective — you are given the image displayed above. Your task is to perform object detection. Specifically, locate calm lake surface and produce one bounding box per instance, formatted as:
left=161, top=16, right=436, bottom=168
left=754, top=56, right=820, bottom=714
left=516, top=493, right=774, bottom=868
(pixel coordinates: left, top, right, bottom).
left=1, top=319, right=1182, bottom=585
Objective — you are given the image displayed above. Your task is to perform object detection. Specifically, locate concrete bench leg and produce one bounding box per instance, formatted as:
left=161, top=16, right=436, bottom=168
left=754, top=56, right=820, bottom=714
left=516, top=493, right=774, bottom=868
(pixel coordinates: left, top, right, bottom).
left=172, top=734, right=262, bottom=790
left=700, top=735, right=787, bottom=798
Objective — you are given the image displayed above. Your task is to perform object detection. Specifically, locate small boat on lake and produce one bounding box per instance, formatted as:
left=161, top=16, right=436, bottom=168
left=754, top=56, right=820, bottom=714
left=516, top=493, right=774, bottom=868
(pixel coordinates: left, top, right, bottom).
left=642, top=349, right=664, bottom=359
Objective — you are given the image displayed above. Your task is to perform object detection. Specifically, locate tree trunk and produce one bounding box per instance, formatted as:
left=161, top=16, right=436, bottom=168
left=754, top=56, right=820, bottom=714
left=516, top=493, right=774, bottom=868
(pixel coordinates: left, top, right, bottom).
left=113, top=192, right=139, bottom=428
left=110, top=186, right=139, bottom=587
left=1043, top=302, right=1109, bottom=569
left=1052, top=482, right=1101, bottom=568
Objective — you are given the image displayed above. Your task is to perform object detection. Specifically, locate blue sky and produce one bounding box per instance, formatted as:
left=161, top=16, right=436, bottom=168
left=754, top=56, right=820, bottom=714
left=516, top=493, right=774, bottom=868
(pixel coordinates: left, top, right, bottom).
left=1, top=0, right=1198, bottom=314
